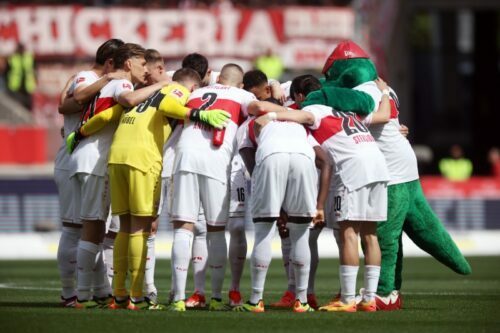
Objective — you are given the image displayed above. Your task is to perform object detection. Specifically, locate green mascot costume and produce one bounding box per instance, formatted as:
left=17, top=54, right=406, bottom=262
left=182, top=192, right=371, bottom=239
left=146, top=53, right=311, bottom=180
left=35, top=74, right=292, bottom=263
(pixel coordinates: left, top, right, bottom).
left=302, top=41, right=471, bottom=310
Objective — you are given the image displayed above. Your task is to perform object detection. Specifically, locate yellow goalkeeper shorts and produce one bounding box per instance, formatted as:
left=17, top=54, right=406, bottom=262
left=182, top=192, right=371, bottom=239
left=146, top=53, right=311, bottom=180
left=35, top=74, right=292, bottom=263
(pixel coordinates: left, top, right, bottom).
left=108, top=163, right=161, bottom=217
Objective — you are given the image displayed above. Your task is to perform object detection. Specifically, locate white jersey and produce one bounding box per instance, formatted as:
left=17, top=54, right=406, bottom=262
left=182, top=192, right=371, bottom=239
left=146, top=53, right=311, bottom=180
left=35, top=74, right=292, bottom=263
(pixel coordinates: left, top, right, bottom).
left=54, top=71, right=99, bottom=171
left=161, top=123, right=182, bottom=178
left=303, top=104, right=390, bottom=191
left=255, top=120, right=315, bottom=165
left=354, top=82, right=419, bottom=185
left=68, top=79, right=134, bottom=177
left=173, top=83, right=256, bottom=183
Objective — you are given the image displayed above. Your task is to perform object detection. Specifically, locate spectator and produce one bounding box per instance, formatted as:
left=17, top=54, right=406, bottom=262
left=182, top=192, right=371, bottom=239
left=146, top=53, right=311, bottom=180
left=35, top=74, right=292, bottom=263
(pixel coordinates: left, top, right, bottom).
left=6, top=43, right=36, bottom=110
left=439, top=144, right=473, bottom=181
left=488, top=147, right=500, bottom=178
left=255, top=48, right=284, bottom=81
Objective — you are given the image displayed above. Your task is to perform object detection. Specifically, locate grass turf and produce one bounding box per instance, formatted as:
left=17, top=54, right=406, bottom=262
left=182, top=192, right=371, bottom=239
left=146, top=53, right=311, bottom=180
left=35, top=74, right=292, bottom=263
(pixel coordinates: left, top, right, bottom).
left=0, top=256, right=499, bottom=333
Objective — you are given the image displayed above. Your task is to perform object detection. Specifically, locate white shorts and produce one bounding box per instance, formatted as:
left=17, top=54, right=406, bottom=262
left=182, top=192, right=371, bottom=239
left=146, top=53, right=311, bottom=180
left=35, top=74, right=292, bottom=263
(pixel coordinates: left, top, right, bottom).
left=170, top=171, right=229, bottom=227
left=106, top=214, right=120, bottom=233
left=252, top=153, right=317, bottom=219
left=72, top=173, right=110, bottom=222
left=326, top=178, right=387, bottom=226
left=229, top=157, right=249, bottom=218
left=54, top=169, right=78, bottom=224
left=160, top=176, right=206, bottom=226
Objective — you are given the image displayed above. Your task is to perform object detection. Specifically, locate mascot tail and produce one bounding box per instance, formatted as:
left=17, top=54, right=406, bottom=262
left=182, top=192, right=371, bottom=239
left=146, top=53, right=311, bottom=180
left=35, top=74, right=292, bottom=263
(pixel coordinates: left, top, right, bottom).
left=403, top=181, right=472, bottom=275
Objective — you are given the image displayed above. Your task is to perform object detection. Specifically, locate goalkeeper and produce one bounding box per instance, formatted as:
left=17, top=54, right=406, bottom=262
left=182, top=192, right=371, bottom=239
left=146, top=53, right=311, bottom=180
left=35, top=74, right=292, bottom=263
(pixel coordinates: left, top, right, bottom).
left=67, top=66, right=230, bottom=310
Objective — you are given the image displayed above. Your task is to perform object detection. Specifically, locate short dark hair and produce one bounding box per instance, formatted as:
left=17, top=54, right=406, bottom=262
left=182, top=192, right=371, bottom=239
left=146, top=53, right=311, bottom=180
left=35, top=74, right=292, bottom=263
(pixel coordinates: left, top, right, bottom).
left=113, top=43, right=146, bottom=69
left=290, top=75, right=321, bottom=101
left=95, top=38, right=124, bottom=66
left=243, top=70, right=268, bottom=91
left=145, top=49, right=163, bottom=64
left=172, top=68, right=201, bottom=85
left=182, top=53, right=209, bottom=79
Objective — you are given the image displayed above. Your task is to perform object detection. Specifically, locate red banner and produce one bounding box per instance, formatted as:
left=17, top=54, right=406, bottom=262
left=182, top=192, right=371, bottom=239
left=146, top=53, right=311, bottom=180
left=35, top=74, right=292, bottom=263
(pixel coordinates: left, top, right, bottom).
left=0, top=5, right=355, bottom=69
left=420, top=176, right=500, bottom=199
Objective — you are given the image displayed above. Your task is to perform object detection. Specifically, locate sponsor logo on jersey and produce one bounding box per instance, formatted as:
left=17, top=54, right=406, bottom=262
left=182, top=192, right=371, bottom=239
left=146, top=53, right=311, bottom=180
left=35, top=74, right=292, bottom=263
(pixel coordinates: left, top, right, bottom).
left=76, top=77, right=85, bottom=83
left=122, top=83, right=132, bottom=89
left=171, top=89, right=184, bottom=98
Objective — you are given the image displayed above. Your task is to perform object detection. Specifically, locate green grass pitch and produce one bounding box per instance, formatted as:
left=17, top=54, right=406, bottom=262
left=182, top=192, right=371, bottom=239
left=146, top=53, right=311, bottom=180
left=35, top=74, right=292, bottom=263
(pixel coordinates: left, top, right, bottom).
left=0, top=256, right=499, bottom=333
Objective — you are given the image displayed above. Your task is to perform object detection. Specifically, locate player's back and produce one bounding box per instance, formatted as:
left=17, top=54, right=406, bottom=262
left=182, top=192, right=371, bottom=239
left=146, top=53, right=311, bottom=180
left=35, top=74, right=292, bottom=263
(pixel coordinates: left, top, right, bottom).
left=174, top=84, right=255, bottom=183
left=303, top=103, right=389, bottom=191
left=354, top=82, right=419, bottom=185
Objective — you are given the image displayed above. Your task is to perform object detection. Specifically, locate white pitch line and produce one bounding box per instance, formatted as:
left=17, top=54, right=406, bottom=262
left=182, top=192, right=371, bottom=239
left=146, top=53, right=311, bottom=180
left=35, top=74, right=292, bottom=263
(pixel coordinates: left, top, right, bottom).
left=0, top=283, right=59, bottom=291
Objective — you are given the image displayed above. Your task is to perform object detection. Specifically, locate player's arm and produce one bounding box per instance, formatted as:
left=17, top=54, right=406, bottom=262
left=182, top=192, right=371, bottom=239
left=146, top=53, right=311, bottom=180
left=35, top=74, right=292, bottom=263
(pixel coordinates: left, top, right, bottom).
left=273, top=110, right=315, bottom=126
left=80, top=104, right=124, bottom=136
left=158, top=89, right=230, bottom=129
left=73, top=72, right=127, bottom=104
left=366, top=78, right=391, bottom=125
left=65, top=104, right=124, bottom=154
left=58, top=75, right=82, bottom=115
left=247, top=100, right=288, bottom=116
left=117, top=80, right=170, bottom=108
left=268, top=79, right=286, bottom=105
left=239, top=147, right=256, bottom=176
left=313, top=145, right=332, bottom=227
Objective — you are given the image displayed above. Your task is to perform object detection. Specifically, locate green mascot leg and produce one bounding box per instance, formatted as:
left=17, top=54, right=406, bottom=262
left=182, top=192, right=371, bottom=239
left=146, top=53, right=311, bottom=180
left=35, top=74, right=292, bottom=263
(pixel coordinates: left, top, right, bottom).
left=376, top=183, right=411, bottom=296
left=394, top=234, right=404, bottom=291
left=403, top=181, right=472, bottom=275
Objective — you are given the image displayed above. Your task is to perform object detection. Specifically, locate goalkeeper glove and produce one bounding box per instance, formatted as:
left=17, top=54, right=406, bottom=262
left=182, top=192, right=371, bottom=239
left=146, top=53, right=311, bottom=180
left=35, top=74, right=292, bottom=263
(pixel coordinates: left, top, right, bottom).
left=66, top=129, right=84, bottom=154
left=189, top=108, right=230, bottom=129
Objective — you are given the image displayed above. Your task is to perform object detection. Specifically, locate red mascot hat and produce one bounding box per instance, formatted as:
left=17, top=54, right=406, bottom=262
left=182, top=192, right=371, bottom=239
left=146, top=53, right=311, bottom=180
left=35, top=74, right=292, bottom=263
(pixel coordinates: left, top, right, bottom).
left=321, top=40, right=370, bottom=74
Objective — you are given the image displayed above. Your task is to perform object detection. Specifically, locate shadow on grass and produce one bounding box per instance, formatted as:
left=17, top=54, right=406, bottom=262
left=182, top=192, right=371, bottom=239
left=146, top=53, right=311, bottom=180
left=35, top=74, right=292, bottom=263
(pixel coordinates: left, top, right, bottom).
left=0, top=301, right=59, bottom=308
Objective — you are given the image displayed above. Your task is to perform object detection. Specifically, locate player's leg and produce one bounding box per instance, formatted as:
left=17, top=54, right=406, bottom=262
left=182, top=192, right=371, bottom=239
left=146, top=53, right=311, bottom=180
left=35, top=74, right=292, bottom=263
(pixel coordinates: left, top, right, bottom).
left=74, top=173, right=109, bottom=308
left=307, top=225, right=323, bottom=309
left=235, top=154, right=287, bottom=312
left=124, top=164, right=164, bottom=310
left=186, top=212, right=207, bottom=308
left=168, top=171, right=200, bottom=311
left=336, top=220, right=360, bottom=312
left=284, top=153, right=317, bottom=312
left=143, top=219, right=158, bottom=303
left=55, top=168, right=81, bottom=306
left=272, top=213, right=296, bottom=308
left=227, top=159, right=249, bottom=306
left=201, top=175, right=230, bottom=311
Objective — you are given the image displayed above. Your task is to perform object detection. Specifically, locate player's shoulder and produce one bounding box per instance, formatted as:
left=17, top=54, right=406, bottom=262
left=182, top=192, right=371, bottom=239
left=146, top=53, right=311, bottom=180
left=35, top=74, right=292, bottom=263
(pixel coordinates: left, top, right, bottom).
left=74, top=70, right=99, bottom=86
left=353, top=81, right=379, bottom=95
left=163, top=83, right=190, bottom=98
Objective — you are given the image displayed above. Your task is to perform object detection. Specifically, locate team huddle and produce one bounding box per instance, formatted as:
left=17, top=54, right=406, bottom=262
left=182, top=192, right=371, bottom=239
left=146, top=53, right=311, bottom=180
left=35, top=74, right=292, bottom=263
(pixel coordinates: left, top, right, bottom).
left=54, top=38, right=415, bottom=313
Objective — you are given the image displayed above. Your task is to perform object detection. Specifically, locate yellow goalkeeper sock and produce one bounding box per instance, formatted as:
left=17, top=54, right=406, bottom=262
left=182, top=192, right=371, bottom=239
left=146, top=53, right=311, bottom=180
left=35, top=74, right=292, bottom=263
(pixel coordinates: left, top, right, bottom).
left=129, top=232, right=148, bottom=300
left=113, top=231, right=130, bottom=298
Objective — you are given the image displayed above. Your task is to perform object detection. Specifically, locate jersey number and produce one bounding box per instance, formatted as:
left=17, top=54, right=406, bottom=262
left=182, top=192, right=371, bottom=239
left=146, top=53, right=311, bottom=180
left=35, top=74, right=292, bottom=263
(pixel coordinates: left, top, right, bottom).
left=333, top=196, right=342, bottom=211
left=236, top=187, right=245, bottom=202
left=332, top=111, right=369, bottom=136
left=134, top=90, right=164, bottom=113
left=199, top=92, right=218, bottom=110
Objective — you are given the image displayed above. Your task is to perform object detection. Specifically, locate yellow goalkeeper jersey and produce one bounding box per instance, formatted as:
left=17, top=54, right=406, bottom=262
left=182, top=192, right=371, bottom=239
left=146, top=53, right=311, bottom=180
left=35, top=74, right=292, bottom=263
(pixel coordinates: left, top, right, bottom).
left=108, top=83, right=190, bottom=172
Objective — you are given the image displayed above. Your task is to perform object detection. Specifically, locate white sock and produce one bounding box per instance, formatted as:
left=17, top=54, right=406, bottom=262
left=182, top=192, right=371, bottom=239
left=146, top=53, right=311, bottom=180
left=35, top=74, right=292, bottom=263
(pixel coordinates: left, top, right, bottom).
left=93, top=245, right=112, bottom=298
left=250, top=222, right=275, bottom=304
left=364, top=265, right=381, bottom=302
left=144, top=234, right=157, bottom=296
left=192, top=222, right=207, bottom=295
left=288, top=223, right=310, bottom=303
left=102, top=236, right=114, bottom=287
left=281, top=236, right=294, bottom=292
left=207, top=231, right=227, bottom=300
left=308, top=228, right=321, bottom=294
left=57, top=227, right=81, bottom=299
left=228, top=217, right=247, bottom=291
left=340, top=265, right=359, bottom=303
left=76, top=240, right=99, bottom=301
left=172, top=228, right=193, bottom=301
